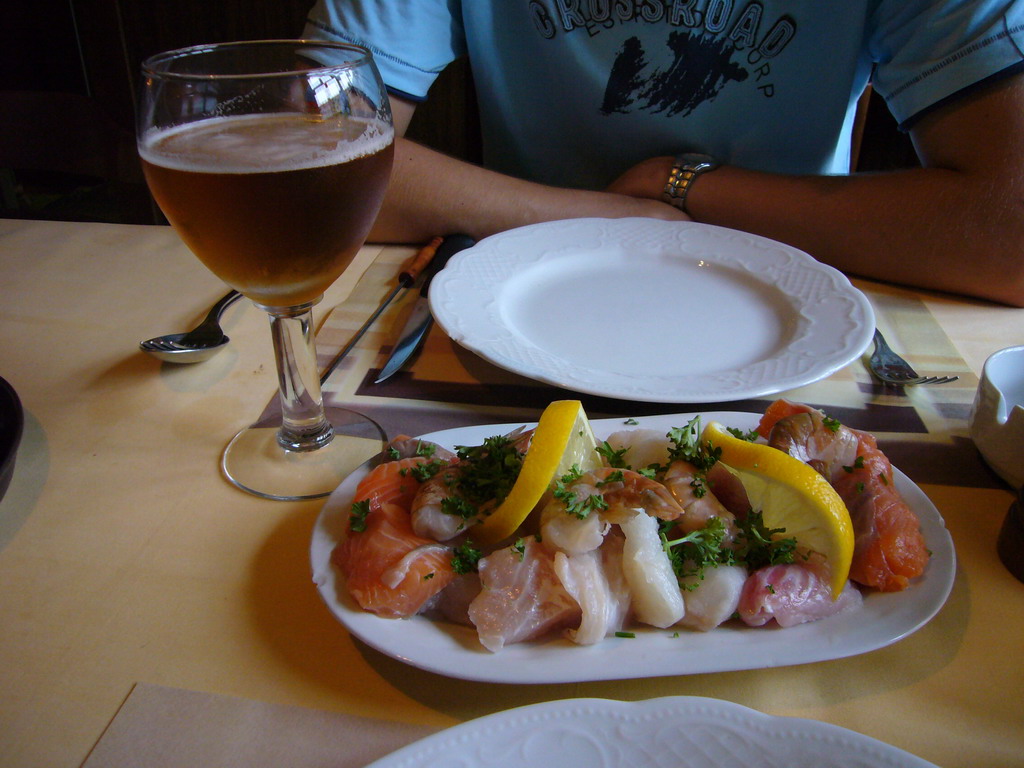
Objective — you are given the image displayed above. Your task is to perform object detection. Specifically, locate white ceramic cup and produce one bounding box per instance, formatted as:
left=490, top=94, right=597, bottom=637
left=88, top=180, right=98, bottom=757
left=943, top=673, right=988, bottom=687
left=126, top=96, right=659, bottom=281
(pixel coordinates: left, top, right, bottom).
left=970, top=345, right=1024, bottom=489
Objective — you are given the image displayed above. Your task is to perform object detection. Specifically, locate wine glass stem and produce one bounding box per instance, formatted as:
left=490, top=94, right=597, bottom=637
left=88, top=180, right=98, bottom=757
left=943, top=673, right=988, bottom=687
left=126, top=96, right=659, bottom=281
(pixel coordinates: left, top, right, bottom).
left=264, top=303, right=334, bottom=452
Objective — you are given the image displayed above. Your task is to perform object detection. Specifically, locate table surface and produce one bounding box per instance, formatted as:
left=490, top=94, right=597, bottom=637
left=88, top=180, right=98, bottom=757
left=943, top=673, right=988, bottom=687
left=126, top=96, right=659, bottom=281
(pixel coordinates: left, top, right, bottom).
left=1, top=218, right=1022, bottom=768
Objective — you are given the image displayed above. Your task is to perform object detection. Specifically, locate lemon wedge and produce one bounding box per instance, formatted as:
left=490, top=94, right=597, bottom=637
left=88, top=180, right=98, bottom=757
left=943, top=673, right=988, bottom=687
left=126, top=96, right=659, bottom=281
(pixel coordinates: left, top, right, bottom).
left=701, top=420, right=854, bottom=598
left=473, top=400, right=602, bottom=546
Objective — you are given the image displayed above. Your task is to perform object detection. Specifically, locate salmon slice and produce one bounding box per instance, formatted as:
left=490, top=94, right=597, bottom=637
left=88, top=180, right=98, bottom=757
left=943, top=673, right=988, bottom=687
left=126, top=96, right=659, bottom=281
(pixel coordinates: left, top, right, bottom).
left=353, top=456, right=434, bottom=512
left=759, top=399, right=928, bottom=592
left=334, top=501, right=455, bottom=618
left=756, top=398, right=811, bottom=438
left=832, top=430, right=929, bottom=591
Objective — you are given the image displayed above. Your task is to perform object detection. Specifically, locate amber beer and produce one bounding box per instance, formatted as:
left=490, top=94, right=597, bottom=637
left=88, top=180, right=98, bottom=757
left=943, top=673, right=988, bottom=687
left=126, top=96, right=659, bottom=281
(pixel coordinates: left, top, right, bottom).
left=140, top=113, right=394, bottom=307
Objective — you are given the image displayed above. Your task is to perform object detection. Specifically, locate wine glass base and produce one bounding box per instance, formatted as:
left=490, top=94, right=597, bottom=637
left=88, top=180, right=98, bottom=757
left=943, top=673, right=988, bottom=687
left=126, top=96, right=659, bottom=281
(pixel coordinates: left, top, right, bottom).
left=222, top=409, right=387, bottom=501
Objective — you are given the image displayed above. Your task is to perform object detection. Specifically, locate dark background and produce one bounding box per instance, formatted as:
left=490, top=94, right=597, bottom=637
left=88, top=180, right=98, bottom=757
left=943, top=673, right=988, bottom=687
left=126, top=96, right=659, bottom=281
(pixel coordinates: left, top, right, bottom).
left=0, top=0, right=913, bottom=225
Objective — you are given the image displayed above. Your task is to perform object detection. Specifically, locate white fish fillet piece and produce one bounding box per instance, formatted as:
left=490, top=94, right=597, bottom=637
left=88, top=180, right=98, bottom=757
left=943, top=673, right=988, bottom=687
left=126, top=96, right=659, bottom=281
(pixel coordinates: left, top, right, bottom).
left=468, top=538, right=581, bottom=652
left=678, top=565, right=747, bottom=631
left=620, top=512, right=685, bottom=628
left=553, top=535, right=631, bottom=645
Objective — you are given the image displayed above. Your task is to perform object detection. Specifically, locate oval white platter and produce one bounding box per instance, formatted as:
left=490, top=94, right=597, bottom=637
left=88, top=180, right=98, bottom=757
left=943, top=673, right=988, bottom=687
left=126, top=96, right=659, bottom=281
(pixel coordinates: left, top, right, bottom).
left=311, top=411, right=956, bottom=684
left=428, top=218, right=875, bottom=402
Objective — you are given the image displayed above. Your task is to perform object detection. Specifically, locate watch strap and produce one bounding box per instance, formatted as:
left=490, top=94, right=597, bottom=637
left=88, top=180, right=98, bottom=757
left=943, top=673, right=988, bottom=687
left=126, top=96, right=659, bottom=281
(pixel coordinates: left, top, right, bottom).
left=662, top=153, right=718, bottom=213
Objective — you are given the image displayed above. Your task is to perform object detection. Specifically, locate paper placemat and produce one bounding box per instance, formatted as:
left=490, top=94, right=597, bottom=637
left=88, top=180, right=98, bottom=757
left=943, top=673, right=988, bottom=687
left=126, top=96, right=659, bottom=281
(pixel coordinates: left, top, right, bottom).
left=81, top=683, right=439, bottom=768
left=308, top=245, right=997, bottom=488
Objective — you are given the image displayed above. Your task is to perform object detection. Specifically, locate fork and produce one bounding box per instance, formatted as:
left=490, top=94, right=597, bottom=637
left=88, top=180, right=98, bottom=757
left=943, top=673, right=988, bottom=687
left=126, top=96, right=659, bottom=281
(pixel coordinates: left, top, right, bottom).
left=868, top=329, right=959, bottom=386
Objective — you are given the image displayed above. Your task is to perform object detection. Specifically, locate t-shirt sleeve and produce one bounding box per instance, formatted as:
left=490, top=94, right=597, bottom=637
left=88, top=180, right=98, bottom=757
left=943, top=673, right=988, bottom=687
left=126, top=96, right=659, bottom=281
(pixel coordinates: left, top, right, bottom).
left=303, top=0, right=466, bottom=101
left=870, top=0, right=1024, bottom=128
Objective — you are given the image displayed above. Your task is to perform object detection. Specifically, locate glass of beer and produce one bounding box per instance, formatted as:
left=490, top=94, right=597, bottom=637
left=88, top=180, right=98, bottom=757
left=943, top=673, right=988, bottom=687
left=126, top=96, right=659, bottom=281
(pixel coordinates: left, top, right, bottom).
left=137, top=40, right=394, bottom=500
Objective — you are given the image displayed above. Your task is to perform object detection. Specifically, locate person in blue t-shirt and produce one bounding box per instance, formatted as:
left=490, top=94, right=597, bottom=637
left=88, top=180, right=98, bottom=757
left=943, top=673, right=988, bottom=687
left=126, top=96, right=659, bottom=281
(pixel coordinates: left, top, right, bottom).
left=306, top=0, right=1024, bottom=305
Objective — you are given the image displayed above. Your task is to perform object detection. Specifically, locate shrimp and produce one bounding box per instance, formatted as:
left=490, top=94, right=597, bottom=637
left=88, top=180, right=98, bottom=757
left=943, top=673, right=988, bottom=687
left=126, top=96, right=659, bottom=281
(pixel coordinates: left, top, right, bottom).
left=661, top=459, right=739, bottom=540
left=410, top=425, right=531, bottom=541
left=385, top=435, right=456, bottom=462
left=540, top=497, right=610, bottom=555
left=757, top=398, right=811, bottom=438
left=766, top=407, right=860, bottom=483
left=571, top=467, right=683, bottom=523
left=540, top=467, right=682, bottom=554
left=334, top=502, right=455, bottom=618
left=410, top=463, right=481, bottom=541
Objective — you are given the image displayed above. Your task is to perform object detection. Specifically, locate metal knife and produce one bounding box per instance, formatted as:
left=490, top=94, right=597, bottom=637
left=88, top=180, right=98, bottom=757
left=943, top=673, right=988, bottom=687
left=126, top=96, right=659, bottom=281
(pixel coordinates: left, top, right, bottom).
left=374, top=234, right=476, bottom=383
left=319, top=236, right=443, bottom=385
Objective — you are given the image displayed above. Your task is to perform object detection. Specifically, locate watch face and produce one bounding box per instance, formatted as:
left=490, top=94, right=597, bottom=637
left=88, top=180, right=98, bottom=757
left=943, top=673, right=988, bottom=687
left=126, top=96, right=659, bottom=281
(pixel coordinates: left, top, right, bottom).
left=680, top=153, right=718, bottom=170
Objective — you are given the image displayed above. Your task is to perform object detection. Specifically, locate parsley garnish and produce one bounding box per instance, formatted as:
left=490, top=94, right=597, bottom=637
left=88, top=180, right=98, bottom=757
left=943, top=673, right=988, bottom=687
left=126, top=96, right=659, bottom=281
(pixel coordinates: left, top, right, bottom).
left=512, top=538, right=526, bottom=561
left=552, top=465, right=609, bottom=519
left=726, top=426, right=759, bottom=442
left=733, top=510, right=799, bottom=571
left=842, top=455, right=865, bottom=473
left=624, top=417, right=639, bottom=425
left=401, top=459, right=447, bottom=483
left=451, top=541, right=482, bottom=574
left=667, top=416, right=721, bottom=471
left=452, top=435, right=524, bottom=507
left=662, top=517, right=732, bottom=583
left=440, top=495, right=477, bottom=519
left=348, top=500, right=371, bottom=533
left=822, top=416, right=841, bottom=433
left=596, top=441, right=630, bottom=468
left=663, top=416, right=722, bottom=502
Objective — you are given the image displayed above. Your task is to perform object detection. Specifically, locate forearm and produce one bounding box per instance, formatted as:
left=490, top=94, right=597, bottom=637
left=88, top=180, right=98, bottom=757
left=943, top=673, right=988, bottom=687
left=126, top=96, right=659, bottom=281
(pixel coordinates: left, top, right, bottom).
left=607, top=75, right=1024, bottom=307
left=688, top=164, right=1024, bottom=306
left=368, top=138, right=686, bottom=243
left=609, top=151, right=1024, bottom=307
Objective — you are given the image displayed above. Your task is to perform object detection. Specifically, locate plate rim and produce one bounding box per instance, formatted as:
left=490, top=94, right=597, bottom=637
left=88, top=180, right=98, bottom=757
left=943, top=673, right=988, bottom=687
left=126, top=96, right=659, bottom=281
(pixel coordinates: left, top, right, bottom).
left=311, top=410, right=956, bottom=684
left=364, top=695, right=939, bottom=768
left=427, top=218, right=875, bottom=403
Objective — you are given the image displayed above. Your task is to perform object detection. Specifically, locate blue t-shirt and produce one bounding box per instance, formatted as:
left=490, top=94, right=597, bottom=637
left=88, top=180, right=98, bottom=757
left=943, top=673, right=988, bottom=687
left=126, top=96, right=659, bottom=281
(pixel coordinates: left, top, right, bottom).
left=305, top=0, right=1024, bottom=188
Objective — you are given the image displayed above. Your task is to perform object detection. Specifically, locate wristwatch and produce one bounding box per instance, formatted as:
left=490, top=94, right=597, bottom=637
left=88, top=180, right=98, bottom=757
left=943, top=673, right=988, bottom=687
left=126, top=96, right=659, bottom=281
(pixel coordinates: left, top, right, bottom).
left=662, top=153, right=719, bottom=213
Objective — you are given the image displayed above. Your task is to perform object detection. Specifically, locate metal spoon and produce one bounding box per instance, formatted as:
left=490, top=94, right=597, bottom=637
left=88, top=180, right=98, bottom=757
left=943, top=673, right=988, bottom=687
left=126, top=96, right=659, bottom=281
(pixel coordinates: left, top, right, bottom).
left=140, top=290, right=243, bottom=363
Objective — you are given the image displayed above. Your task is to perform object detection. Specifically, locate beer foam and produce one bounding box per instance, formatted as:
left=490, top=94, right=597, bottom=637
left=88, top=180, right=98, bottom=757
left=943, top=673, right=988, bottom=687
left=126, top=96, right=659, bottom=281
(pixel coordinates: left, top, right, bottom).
left=140, top=113, right=393, bottom=174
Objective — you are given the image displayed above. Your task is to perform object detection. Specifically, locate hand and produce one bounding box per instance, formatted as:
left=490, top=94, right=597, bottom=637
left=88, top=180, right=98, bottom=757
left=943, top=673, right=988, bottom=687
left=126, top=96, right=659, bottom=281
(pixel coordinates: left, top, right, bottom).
left=605, top=156, right=677, bottom=201
left=605, top=192, right=691, bottom=222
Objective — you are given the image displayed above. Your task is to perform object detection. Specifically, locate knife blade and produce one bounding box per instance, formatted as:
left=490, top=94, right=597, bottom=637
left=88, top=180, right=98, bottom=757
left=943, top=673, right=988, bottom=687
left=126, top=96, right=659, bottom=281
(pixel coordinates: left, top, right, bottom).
left=319, top=236, right=443, bottom=385
left=374, top=234, right=476, bottom=383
